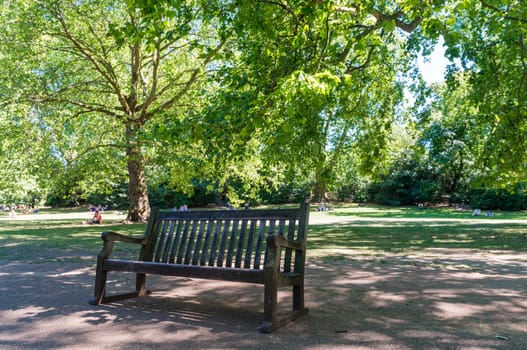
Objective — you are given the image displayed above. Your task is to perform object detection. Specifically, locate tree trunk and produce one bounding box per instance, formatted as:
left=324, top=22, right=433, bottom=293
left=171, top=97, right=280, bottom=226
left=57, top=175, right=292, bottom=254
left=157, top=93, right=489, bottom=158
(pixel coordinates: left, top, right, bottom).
left=125, top=124, right=150, bottom=222
left=312, top=174, right=328, bottom=203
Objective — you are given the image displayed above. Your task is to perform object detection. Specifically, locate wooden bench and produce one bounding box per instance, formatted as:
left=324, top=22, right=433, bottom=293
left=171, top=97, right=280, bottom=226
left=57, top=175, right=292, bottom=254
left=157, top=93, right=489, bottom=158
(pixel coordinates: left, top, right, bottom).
left=89, top=203, right=310, bottom=333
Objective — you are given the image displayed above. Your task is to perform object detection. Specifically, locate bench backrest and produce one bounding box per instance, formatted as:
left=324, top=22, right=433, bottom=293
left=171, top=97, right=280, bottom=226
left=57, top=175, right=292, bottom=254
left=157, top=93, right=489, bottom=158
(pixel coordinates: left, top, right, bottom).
left=139, top=203, right=309, bottom=272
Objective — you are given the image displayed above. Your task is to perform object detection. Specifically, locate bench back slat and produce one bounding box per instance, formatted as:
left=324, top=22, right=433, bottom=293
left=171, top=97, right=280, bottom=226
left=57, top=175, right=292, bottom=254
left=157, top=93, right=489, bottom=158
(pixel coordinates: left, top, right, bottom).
left=208, top=220, right=221, bottom=266
left=200, top=220, right=214, bottom=266
left=283, top=221, right=296, bottom=272
left=244, top=220, right=258, bottom=268
left=234, top=219, right=248, bottom=268
left=174, top=220, right=188, bottom=263
left=216, top=219, right=231, bottom=267
left=168, top=220, right=182, bottom=263
left=183, top=219, right=198, bottom=264
left=161, top=221, right=176, bottom=263
left=153, top=220, right=165, bottom=262
left=141, top=204, right=309, bottom=271
left=225, top=219, right=239, bottom=267
left=152, top=220, right=169, bottom=263
left=191, top=220, right=206, bottom=265
left=253, top=220, right=266, bottom=269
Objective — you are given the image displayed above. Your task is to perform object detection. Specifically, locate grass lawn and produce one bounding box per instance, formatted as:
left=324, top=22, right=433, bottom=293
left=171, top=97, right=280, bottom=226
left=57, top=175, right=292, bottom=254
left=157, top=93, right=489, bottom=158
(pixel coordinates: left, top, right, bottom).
left=0, top=208, right=145, bottom=262
left=309, top=205, right=527, bottom=256
left=0, top=204, right=526, bottom=263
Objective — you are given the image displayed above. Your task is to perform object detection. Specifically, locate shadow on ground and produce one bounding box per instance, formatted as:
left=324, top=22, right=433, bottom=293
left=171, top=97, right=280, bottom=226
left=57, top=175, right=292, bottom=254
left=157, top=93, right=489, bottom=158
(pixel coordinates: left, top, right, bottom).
left=1, top=250, right=526, bottom=350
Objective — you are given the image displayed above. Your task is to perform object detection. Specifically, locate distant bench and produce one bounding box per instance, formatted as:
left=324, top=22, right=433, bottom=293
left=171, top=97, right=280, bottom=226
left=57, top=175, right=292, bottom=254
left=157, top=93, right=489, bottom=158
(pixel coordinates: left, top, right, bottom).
left=89, top=203, right=310, bottom=333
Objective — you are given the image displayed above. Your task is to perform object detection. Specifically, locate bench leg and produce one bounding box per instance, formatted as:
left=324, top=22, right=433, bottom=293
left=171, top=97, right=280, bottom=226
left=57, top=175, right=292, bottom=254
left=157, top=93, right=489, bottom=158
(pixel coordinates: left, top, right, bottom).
left=259, top=272, right=308, bottom=333
left=89, top=272, right=107, bottom=305
left=90, top=273, right=148, bottom=305
left=136, top=273, right=147, bottom=296
left=259, top=284, right=309, bottom=333
left=293, top=284, right=304, bottom=311
left=89, top=256, right=107, bottom=305
left=260, top=274, right=278, bottom=333
left=89, top=263, right=148, bottom=305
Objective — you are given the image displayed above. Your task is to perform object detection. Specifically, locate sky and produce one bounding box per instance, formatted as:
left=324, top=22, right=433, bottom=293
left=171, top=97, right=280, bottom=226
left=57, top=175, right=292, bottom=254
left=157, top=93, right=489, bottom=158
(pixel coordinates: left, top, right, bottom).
left=403, top=38, right=452, bottom=106
left=417, top=38, right=450, bottom=83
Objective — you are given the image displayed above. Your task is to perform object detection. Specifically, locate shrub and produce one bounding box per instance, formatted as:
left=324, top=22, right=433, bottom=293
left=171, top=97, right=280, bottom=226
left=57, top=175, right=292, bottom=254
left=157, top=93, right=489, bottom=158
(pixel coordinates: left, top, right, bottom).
left=468, top=185, right=527, bottom=210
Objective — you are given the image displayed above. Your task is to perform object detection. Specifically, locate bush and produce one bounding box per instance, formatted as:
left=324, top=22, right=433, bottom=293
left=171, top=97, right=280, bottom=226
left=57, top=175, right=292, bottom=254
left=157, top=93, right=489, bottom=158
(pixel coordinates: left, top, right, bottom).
left=148, top=181, right=216, bottom=208
left=367, top=158, right=443, bottom=206
left=259, top=182, right=311, bottom=205
left=334, top=179, right=370, bottom=203
left=87, top=183, right=129, bottom=209
left=468, top=185, right=527, bottom=210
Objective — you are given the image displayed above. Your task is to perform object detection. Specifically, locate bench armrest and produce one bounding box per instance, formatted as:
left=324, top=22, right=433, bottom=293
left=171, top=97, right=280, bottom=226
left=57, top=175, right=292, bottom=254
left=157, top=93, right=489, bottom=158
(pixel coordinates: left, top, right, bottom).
left=102, top=231, right=145, bottom=244
left=265, top=234, right=306, bottom=273
left=97, top=231, right=145, bottom=260
left=266, top=234, right=305, bottom=251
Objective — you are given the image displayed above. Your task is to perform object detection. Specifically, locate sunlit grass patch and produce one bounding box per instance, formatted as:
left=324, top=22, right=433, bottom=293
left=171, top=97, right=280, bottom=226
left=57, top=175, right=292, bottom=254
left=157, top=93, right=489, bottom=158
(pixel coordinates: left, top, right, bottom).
left=308, top=207, right=527, bottom=252
left=1, top=205, right=526, bottom=264
left=319, top=203, right=527, bottom=220
left=0, top=218, right=146, bottom=262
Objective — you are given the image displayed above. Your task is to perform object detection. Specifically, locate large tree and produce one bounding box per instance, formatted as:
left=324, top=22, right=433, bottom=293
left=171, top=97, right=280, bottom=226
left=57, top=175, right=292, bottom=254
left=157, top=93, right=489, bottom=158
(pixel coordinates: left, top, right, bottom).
left=188, top=1, right=439, bottom=202
left=417, top=0, right=527, bottom=184
left=415, top=77, right=479, bottom=197
left=4, top=0, right=524, bottom=210
left=0, top=104, right=55, bottom=205
left=2, top=0, right=227, bottom=221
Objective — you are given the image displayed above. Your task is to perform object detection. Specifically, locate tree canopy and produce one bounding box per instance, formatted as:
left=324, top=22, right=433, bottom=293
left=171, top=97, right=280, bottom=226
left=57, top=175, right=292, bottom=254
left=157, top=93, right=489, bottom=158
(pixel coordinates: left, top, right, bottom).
left=0, top=0, right=525, bottom=215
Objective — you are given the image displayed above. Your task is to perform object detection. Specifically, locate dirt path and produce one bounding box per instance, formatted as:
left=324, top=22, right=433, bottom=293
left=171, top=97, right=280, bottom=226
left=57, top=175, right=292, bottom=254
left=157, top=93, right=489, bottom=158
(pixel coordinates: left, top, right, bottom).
left=1, top=247, right=526, bottom=349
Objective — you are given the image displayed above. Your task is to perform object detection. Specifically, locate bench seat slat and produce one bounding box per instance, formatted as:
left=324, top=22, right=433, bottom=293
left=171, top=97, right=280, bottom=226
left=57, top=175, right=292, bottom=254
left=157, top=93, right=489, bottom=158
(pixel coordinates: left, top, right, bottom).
left=175, top=220, right=190, bottom=263
left=104, top=259, right=267, bottom=284
left=103, top=260, right=303, bottom=286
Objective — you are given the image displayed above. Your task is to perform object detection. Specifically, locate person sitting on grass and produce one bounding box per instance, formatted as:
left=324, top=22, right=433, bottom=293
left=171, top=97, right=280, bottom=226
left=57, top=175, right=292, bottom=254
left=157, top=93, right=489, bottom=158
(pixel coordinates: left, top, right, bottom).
left=92, top=210, right=102, bottom=224
left=84, top=210, right=102, bottom=224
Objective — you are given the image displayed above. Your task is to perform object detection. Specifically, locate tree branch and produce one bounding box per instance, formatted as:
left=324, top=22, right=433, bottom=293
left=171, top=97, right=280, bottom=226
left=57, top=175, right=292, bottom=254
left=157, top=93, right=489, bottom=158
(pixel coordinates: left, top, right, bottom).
left=259, top=0, right=300, bottom=33
left=136, top=40, right=160, bottom=123
left=316, top=13, right=331, bottom=72
left=370, top=9, right=422, bottom=33
left=335, top=4, right=422, bottom=33
left=46, top=4, right=130, bottom=115
left=518, top=34, right=526, bottom=119
left=480, top=1, right=527, bottom=24
left=147, top=37, right=227, bottom=117
left=346, top=45, right=375, bottom=74
left=336, top=25, right=375, bottom=63
left=38, top=95, right=122, bottom=119
left=76, top=140, right=125, bottom=161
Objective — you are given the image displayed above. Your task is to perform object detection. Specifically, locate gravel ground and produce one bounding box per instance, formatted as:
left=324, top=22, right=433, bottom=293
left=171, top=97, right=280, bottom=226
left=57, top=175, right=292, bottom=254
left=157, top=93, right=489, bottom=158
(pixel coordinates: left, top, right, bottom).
left=1, top=247, right=526, bottom=350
